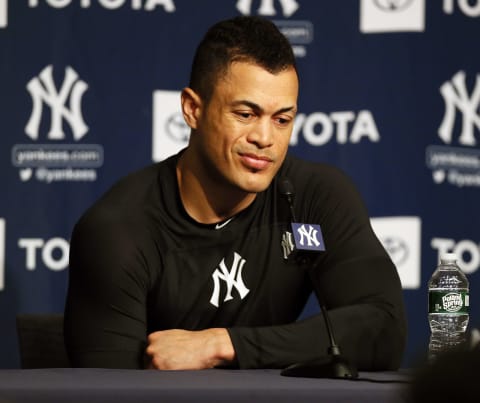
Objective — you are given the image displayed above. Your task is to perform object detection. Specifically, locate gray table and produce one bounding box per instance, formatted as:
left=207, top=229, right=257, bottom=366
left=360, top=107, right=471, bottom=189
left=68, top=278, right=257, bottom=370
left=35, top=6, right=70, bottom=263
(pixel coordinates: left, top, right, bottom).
left=0, top=368, right=411, bottom=403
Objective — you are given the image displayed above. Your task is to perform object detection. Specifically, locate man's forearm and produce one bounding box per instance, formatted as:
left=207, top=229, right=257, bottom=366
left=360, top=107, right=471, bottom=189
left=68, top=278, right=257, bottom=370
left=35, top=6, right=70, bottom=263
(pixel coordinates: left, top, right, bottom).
left=227, top=303, right=406, bottom=370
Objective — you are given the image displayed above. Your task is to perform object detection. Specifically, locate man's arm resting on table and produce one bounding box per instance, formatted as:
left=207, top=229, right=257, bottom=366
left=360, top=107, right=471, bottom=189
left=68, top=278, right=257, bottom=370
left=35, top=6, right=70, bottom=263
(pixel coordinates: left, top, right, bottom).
left=145, top=328, right=235, bottom=370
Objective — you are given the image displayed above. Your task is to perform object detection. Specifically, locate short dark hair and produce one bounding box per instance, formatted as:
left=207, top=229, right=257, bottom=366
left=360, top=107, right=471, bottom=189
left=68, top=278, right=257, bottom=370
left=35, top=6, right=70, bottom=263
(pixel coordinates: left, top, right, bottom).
left=188, top=16, right=297, bottom=103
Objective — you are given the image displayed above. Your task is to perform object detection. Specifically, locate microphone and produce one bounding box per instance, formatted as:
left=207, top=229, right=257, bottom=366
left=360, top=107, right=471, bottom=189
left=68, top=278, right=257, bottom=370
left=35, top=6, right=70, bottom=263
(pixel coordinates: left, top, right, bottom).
left=278, top=178, right=297, bottom=221
left=277, top=177, right=358, bottom=379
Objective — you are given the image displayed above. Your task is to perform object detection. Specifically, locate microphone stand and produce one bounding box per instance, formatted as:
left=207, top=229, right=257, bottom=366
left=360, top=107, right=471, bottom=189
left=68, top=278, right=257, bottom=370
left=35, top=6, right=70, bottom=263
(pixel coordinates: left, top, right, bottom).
left=278, top=178, right=358, bottom=379
left=280, top=297, right=358, bottom=379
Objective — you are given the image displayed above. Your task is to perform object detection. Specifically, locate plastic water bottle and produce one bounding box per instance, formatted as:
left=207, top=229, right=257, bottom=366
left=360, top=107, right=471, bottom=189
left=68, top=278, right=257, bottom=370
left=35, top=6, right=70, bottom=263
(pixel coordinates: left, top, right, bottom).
left=428, top=253, right=469, bottom=360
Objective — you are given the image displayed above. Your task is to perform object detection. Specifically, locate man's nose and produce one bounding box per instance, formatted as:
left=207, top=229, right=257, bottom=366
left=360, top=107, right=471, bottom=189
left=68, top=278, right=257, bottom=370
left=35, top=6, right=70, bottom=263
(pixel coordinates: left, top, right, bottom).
left=246, top=119, right=274, bottom=148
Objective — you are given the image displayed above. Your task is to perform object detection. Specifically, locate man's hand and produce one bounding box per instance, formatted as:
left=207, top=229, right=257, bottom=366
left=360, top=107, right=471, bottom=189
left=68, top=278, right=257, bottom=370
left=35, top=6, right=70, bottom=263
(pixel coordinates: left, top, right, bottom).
left=145, top=328, right=235, bottom=370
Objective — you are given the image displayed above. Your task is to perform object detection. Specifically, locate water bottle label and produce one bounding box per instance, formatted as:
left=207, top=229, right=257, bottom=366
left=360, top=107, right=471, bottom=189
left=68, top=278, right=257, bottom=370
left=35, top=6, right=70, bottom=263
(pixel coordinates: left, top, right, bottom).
left=429, top=291, right=469, bottom=314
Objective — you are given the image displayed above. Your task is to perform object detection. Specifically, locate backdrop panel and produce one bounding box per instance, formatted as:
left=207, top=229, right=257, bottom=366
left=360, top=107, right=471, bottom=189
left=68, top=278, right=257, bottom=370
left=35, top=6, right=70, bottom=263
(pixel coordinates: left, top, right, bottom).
left=1, top=0, right=479, bottom=368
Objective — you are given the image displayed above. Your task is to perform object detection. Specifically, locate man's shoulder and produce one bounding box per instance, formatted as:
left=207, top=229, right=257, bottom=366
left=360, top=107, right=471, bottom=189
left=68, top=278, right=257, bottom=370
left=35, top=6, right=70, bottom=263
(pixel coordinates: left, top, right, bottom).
left=280, top=154, right=349, bottom=185
left=107, top=162, right=163, bottom=198
left=77, top=155, right=177, bottom=227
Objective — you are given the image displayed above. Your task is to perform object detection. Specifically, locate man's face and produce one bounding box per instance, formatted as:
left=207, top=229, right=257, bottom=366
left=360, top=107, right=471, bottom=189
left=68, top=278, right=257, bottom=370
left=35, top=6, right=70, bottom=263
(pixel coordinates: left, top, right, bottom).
left=192, top=62, right=298, bottom=194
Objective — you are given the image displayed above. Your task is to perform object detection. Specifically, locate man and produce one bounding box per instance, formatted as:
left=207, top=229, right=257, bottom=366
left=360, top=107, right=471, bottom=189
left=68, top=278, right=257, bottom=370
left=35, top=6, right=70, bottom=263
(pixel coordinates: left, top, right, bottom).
left=64, top=16, right=406, bottom=370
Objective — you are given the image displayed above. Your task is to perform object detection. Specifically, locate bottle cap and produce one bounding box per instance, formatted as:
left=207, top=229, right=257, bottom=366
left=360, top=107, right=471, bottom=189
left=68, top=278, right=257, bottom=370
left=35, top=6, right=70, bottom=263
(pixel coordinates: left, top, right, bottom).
left=440, top=252, right=457, bottom=264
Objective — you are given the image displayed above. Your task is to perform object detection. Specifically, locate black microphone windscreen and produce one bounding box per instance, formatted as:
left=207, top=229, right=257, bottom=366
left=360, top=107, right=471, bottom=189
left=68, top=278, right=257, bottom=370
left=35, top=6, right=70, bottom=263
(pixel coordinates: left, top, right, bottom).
left=278, top=177, right=295, bottom=197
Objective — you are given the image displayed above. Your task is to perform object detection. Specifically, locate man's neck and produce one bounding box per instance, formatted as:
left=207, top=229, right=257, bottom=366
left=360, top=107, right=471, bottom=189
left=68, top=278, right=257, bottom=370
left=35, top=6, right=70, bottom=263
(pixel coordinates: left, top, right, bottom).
left=176, top=149, right=256, bottom=224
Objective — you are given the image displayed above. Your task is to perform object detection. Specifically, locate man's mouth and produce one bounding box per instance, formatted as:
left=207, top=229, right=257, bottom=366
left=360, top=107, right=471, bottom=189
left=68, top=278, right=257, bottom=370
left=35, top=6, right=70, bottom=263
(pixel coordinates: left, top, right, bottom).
left=239, top=153, right=273, bottom=171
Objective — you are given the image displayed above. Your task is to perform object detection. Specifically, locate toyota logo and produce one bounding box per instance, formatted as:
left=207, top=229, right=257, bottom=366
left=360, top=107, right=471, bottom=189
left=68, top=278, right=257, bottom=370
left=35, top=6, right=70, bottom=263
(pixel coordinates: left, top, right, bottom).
left=373, top=0, right=414, bottom=12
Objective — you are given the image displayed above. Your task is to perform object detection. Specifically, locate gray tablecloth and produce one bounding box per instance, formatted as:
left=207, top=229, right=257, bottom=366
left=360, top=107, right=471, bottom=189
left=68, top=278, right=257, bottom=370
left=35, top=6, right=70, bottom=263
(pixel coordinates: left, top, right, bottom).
left=0, top=368, right=411, bottom=403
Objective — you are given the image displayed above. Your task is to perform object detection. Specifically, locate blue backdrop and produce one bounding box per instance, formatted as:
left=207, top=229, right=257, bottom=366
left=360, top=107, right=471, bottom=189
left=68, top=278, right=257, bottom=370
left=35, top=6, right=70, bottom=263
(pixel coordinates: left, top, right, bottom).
left=1, top=0, right=480, bottom=368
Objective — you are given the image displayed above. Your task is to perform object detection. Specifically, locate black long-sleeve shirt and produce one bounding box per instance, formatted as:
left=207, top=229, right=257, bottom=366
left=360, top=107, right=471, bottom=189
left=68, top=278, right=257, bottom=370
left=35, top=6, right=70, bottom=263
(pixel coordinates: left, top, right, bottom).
left=64, top=153, right=407, bottom=369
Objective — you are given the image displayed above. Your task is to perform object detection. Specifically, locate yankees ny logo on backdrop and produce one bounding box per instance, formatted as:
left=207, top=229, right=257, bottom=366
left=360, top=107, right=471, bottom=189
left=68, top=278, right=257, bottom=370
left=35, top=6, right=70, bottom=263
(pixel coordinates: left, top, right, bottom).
left=236, top=0, right=299, bottom=17
left=438, top=70, right=480, bottom=146
left=25, top=65, right=89, bottom=141
left=210, top=252, right=250, bottom=308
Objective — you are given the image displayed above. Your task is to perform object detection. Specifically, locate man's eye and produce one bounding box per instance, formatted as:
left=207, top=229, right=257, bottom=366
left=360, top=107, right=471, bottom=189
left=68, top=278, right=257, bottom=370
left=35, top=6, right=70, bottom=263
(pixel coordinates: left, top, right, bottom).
left=275, top=117, right=292, bottom=126
left=237, top=112, right=254, bottom=119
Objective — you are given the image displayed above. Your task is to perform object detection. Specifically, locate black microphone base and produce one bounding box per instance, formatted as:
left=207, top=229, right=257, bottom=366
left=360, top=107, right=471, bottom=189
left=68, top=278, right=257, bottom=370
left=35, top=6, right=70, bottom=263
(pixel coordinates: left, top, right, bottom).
left=280, top=355, right=358, bottom=379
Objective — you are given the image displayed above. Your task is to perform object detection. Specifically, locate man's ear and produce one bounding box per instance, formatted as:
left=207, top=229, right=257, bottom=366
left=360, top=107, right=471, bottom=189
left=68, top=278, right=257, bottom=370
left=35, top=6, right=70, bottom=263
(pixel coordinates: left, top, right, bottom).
left=181, top=87, right=202, bottom=130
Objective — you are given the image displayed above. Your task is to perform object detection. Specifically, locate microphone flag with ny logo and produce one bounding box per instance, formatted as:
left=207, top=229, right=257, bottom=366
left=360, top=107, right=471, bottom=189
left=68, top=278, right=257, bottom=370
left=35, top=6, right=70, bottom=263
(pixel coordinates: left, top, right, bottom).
left=291, top=223, right=325, bottom=252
